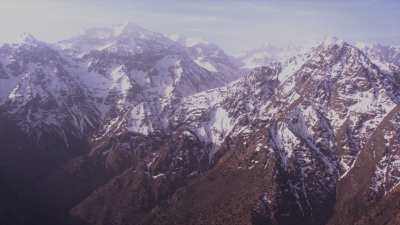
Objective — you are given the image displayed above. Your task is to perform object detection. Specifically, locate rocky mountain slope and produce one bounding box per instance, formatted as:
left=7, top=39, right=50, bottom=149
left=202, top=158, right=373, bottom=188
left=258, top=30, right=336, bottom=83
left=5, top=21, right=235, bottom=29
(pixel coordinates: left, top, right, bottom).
left=1, top=24, right=400, bottom=225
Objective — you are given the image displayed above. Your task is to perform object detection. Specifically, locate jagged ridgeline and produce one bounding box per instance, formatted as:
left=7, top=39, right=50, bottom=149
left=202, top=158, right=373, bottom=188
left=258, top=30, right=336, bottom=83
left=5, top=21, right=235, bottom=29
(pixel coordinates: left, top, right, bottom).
left=1, top=24, right=400, bottom=225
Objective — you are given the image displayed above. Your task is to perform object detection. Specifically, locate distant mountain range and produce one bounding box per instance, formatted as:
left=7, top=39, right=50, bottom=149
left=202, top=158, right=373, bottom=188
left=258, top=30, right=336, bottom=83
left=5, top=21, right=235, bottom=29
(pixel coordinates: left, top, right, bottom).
left=1, top=23, right=400, bottom=225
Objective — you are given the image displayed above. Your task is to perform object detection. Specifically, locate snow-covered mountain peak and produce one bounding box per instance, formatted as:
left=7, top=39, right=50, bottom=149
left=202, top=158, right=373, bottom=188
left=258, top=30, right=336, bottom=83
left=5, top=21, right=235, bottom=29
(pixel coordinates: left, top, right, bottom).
left=76, top=22, right=152, bottom=41
left=320, top=36, right=344, bottom=48
left=58, top=23, right=173, bottom=56
left=19, top=33, right=36, bottom=42
left=355, top=41, right=374, bottom=50
left=16, top=33, right=43, bottom=47
left=185, top=37, right=209, bottom=47
left=163, top=34, right=242, bottom=81
left=112, top=22, right=148, bottom=36
left=309, top=37, right=361, bottom=66
left=110, top=22, right=164, bottom=43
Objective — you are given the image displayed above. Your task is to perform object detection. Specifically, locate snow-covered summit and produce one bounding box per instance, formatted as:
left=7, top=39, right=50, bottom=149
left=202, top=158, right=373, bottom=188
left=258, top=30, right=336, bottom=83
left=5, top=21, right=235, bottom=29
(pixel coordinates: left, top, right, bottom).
left=112, top=22, right=149, bottom=36
left=320, top=36, right=344, bottom=47
left=11, top=33, right=47, bottom=48
left=58, top=22, right=173, bottom=56
left=18, top=33, right=39, bottom=44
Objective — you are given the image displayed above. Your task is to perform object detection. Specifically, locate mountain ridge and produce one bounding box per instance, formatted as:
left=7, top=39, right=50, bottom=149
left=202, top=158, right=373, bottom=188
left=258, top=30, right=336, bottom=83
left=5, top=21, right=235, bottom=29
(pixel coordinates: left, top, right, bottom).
left=1, top=25, right=400, bottom=225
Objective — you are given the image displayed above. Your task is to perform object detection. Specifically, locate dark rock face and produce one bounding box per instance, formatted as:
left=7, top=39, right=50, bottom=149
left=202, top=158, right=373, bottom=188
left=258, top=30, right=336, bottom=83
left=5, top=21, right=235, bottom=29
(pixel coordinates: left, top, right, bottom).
left=1, top=28, right=400, bottom=225
left=70, top=130, right=210, bottom=225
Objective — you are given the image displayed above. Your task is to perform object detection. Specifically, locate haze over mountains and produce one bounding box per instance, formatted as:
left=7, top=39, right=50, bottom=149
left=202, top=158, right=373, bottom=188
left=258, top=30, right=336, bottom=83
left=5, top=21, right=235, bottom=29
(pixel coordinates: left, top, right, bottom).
left=1, top=22, right=400, bottom=225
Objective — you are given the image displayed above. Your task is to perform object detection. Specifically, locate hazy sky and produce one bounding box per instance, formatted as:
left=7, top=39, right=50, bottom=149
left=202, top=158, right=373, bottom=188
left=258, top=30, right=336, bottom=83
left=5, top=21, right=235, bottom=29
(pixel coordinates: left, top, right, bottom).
left=0, top=0, right=399, bottom=54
